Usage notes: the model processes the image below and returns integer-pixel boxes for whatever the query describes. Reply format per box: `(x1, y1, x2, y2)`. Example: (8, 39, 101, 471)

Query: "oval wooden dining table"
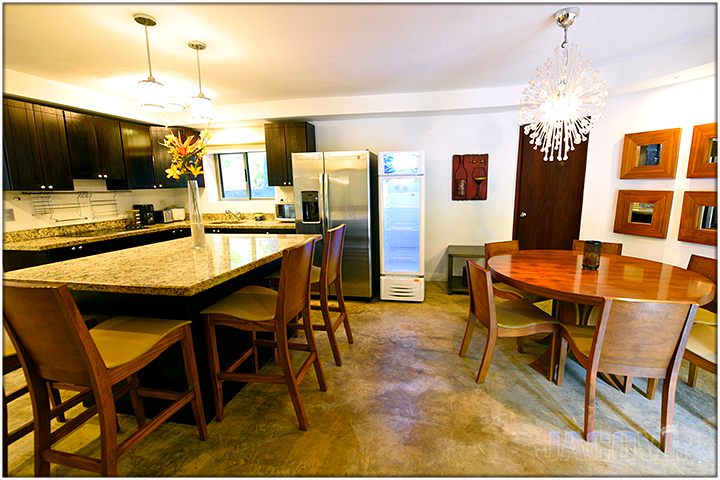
(487, 249, 716, 385)
(488, 249, 715, 321)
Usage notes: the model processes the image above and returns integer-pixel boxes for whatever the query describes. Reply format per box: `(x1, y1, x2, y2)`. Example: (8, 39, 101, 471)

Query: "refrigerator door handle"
(323, 173, 331, 232)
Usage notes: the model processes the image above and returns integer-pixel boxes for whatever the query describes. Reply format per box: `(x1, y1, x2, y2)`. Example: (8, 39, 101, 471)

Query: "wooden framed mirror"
(678, 191, 717, 245)
(613, 190, 673, 238)
(619, 128, 681, 179)
(686, 123, 717, 178)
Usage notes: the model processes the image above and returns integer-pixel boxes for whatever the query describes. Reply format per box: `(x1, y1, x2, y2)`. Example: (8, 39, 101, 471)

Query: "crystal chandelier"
(518, 7, 608, 161)
(189, 41, 213, 121)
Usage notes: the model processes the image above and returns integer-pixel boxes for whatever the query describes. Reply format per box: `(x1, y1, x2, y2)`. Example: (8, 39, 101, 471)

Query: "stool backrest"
(3, 282, 102, 387)
(321, 224, 346, 286)
(276, 238, 316, 323)
(572, 240, 624, 255)
(485, 240, 519, 262)
(687, 254, 717, 314)
(465, 259, 497, 332)
(591, 297, 697, 379)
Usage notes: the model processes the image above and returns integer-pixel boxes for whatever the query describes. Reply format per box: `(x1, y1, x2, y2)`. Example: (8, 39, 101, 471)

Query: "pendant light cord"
(196, 49, 203, 96)
(144, 24, 154, 78)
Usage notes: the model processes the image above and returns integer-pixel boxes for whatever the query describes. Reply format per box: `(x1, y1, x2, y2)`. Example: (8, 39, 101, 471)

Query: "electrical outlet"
(158, 199, 166, 206)
(4, 208, 15, 222)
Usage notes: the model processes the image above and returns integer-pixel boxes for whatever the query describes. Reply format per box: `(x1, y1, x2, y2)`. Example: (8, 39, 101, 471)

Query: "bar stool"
(202, 237, 327, 430)
(3, 281, 208, 476)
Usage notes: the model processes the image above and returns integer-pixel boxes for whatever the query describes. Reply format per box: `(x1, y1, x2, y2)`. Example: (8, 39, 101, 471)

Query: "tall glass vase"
(187, 178, 206, 248)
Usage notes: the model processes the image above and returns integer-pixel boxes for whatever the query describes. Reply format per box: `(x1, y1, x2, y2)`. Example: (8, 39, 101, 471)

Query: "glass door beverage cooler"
(378, 151, 425, 302)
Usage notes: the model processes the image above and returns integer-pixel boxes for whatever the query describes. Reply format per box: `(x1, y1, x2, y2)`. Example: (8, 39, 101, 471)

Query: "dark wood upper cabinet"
(2, 98, 72, 191)
(64, 111, 99, 178)
(149, 126, 205, 189)
(119, 121, 155, 190)
(264, 122, 315, 186)
(66, 112, 127, 186)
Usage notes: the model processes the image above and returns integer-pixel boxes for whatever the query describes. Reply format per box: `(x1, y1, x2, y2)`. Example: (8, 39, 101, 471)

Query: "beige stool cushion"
(561, 324, 596, 357)
(686, 323, 717, 365)
(495, 299, 559, 329)
(693, 308, 717, 326)
(90, 317, 191, 369)
(201, 285, 278, 322)
(493, 281, 533, 299)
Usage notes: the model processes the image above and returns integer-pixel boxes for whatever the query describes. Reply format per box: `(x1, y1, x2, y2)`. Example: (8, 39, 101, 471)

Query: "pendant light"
(134, 14, 167, 112)
(189, 41, 213, 121)
(518, 7, 608, 162)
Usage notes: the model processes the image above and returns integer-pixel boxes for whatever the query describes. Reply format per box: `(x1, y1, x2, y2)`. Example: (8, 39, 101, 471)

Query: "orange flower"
(161, 127, 210, 179)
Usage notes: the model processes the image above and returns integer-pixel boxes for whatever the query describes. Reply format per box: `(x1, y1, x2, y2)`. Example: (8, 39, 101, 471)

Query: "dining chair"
(484, 240, 543, 302)
(556, 297, 698, 453)
(3, 281, 208, 476)
(202, 237, 327, 430)
(686, 254, 717, 325)
(571, 239, 624, 255)
(459, 259, 560, 383)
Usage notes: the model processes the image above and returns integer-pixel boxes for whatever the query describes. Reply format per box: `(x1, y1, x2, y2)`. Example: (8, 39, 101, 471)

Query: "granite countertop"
(3, 219, 296, 251)
(4, 233, 318, 296)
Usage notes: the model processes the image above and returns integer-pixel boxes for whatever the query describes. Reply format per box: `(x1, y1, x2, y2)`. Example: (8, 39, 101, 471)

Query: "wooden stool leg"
(180, 325, 208, 441)
(127, 374, 147, 428)
(623, 375, 634, 394)
(28, 375, 52, 477)
(646, 378, 659, 400)
(476, 331, 497, 384)
(275, 325, 309, 431)
(335, 280, 353, 344)
(320, 285, 343, 367)
(303, 307, 327, 392)
(459, 313, 476, 357)
(687, 362, 699, 387)
(517, 337, 525, 353)
(557, 339, 568, 386)
(204, 319, 225, 422)
(3, 384, 8, 477)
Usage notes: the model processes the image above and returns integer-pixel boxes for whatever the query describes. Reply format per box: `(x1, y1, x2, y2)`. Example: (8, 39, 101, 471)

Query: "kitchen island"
(4, 233, 319, 422)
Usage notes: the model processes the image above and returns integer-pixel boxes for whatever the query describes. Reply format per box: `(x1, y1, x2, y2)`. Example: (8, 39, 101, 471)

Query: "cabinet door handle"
(519, 211, 527, 218)
(48, 185, 53, 189)
(78, 245, 83, 250)
(103, 174, 108, 178)
(98, 174, 103, 178)
(71, 246, 76, 251)
(40, 185, 46, 189)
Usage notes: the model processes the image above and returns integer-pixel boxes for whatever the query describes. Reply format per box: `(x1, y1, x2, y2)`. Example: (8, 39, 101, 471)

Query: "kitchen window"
(216, 152, 274, 200)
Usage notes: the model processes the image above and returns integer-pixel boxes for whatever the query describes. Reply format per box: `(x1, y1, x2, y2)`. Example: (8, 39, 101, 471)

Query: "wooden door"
(265, 123, 288, 186)
(3, 98, 43, 190)
(32, 104, 73, 191)
(94, 116, 126, 184)
(513, 127, 588, 250)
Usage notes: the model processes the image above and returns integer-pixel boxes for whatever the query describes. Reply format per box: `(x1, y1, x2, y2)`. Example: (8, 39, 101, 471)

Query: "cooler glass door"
(380, 176, 422, 275)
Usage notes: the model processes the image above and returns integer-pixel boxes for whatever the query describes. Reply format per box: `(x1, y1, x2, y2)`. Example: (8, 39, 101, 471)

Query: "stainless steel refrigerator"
(292, 150, 379, 300)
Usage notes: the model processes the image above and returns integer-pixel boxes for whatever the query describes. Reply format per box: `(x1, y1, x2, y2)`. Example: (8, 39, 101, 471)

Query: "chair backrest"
(275, 238, 316, 324)
(3, 282, 103, 387)
(485, 240, 519, 262)
(687, 254, 717, 314)
(572, 240, 623, 255)
(590, 297, 698, 380)
(320, 224, 346, 286)
(465, 259, 497, 332)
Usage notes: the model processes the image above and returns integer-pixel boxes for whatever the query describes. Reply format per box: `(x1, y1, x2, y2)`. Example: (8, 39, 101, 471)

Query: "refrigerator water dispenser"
(301, 191, 320, 223)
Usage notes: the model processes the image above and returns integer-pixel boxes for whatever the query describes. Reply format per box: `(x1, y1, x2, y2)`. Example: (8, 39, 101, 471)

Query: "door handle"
(519, 212, 527, 218)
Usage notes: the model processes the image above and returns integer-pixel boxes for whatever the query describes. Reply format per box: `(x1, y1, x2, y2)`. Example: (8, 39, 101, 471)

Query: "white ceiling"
(3, 3, 717, 111)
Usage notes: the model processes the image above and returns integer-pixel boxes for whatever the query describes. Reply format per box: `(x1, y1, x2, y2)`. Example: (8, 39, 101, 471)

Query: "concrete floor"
(4, 281, 717, 476)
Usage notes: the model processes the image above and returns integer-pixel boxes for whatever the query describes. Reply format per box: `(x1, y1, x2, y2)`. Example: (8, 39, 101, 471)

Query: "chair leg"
(320, 288, 343, 366)
(516, 337, 525, 353)
(557, 338, 568, 386)
(646, 378, 659, 400)
(204, 319, 225, 422)
(584, 370, 597, 443)
(660, 374, 678, 453)
(47, 384, 66, 422)
(476, 330, 498, 384)
(275, 325, 310, 431)
(127, 374, 147, 428)
(623, 376, 634, 394)
(3, 385, 8, 477)
(303, 307, 327, 392)
(459, 313, 476, 357)
(335, 280, 353, 344)
(547, 327, 559, 383)
(687, 362, 699, 387)
(28, 375, 53, 477)
(179, 325, 208, 441)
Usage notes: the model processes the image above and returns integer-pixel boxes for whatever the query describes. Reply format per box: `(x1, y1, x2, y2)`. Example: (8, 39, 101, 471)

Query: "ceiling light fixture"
(518, 7, 608, 161)
(189, 41, 212, 121)
(134, 13, 167, 112)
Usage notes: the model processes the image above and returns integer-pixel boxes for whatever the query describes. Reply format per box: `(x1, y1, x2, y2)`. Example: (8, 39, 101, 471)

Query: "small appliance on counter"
(169, 208, 185, 222)
(153, 210, 174, 224)
(133, 204, 155, 225)
(275, 202, 295, 222)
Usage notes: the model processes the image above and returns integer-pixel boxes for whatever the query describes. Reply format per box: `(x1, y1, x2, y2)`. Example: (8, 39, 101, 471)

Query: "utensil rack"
(29, 192, 87, 222)
(24, 191, 129, 222)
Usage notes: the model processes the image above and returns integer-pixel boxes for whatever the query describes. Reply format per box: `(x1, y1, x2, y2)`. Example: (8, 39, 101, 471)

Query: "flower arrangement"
(161, 128, 211, 179)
